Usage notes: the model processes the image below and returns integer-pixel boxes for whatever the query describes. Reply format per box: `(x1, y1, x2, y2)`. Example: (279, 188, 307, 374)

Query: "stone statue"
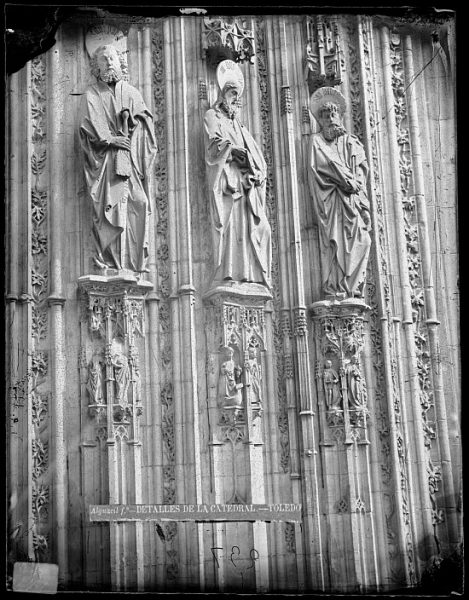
(245, 345, 262, 406)
(111, 344, 130, 402)
(323, 360, 341, 409)
(204, 60, 272, 288)
(346, 356, 364, 409)
(129, 346, 141, 404)
(87, 355, 103, 404)
(308, 87, 371, 298)
(219, 346, 243, 407)
(79, 44, 157, 272)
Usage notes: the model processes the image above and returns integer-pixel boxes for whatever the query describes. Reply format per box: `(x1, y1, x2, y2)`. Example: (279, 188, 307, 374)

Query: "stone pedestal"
(78, 274, 152, 590)
(203, 283, 271, 592)
(310, 298, 378, 590)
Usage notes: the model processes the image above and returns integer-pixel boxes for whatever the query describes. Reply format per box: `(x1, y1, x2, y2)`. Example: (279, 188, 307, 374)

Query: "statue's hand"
(344, 178, 361, 194)
(110, 136, 131, 150)
(231, 146, 248, 164)
(361, 209, 371, 228)
(252, 172, 265, 187)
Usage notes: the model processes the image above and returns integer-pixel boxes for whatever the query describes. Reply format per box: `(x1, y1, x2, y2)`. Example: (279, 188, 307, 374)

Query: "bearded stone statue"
(79, 44, 157, 273)
(308, 87, 371, 299)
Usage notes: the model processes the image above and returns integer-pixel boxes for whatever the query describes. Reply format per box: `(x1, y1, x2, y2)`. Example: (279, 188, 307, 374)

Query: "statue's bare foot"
(93, 256, 109, 270)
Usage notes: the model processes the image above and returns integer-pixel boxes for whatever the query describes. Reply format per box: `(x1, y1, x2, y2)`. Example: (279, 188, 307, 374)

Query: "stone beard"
(203, 89, 272, 288)
(79, 46, 157, 272)
(308, 106, 371, 298)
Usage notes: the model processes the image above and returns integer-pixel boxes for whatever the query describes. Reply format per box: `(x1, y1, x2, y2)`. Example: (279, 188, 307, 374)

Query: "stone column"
(163, 16, 205, 589)
(264, 15, 325, 591)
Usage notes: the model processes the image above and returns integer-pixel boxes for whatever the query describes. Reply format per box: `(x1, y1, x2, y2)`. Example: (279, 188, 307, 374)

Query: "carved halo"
(85, 24, 127, 58)
(309, 86, 346, 122)
(216, 59, 245, 97)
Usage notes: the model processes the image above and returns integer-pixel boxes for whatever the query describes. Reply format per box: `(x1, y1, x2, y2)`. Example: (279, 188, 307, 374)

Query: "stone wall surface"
(5, 10, 460, 594)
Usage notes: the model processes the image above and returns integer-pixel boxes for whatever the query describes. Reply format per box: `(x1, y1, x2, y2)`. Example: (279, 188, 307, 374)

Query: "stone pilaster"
(204, 285, 271, 592)
(310, 298, 379, 591)
(78, 274, 151, 590)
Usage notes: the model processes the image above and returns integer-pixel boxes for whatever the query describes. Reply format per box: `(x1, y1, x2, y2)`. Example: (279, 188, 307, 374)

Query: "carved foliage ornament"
(203, 16, 255, 67)
(30, 52, 50, 559)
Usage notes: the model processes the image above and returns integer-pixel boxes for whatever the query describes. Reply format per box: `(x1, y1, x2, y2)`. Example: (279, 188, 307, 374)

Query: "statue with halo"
(308, 86, 371, 299)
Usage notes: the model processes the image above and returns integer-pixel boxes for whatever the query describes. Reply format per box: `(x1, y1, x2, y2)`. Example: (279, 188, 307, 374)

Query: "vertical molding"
(402, 34, 458, 549)
(356, 16, 413, 587)
(380, 25, 435, 576)
(47, 36, 68, 584)
(266, 15, 325, 591)
(164, 16, 204, 589)
(249, 16, 287, 592)
(7, 65, 35, 567)
(255, 16, 289, 591)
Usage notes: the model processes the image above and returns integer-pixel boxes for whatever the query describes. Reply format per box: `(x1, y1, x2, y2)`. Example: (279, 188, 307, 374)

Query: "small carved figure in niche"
(129, 345, 141, 403)
(87, 354, 104, 404)
(308, 87, 371, 298)
(204, 60, 272, 288)
(323, 360, 341, 409)
(219, 345, 243, 407)
(245, 345, 262, 406)
(346, 356, 365, 409)
(110, 343, 130, 402)
(79, 44, 157, 273)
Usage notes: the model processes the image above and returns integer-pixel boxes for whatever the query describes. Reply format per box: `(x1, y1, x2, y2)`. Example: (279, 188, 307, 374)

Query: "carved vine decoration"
(152, 23, 178, 584)
(345, 19, 363, 141)
(255, 16, 290, 472)
(29, 53, 50, 561)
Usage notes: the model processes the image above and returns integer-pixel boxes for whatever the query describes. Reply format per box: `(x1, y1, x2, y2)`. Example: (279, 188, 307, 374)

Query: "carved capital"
(293, 308, 307, 336)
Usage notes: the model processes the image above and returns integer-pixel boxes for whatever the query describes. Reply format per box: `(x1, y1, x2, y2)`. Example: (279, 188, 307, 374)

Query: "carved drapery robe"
(79, 80, 157, 271)
(346, 362, 364, 409)
(323, 367, 341, 409)
(219, 358, 243, 407)
(245, 356, 262, 406)
(87, 358, 103, 404)
(112, 351, 130, 402)
(308, 132, 371, 297)
(204, 105, 272, 287)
